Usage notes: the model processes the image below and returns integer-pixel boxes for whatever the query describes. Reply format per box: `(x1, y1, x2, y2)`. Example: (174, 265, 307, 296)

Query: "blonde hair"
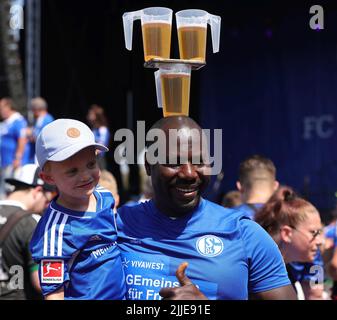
(99, 170, 118, 197)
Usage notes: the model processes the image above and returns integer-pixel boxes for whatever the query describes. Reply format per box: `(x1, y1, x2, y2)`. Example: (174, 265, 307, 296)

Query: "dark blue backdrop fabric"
(200, 10, 337, 212)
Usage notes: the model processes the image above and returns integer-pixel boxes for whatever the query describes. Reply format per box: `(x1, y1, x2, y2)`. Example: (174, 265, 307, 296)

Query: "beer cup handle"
(154, 71, 163, 108)
(208, 14, 221, 53)
(122, 10, 142, 50)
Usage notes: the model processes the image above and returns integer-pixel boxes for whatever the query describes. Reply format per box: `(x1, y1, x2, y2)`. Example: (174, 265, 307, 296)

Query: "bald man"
(117, 116, 296, 300)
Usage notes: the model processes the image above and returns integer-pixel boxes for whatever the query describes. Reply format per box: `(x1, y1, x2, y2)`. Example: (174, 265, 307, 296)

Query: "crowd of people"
(0, 96, 337, 300)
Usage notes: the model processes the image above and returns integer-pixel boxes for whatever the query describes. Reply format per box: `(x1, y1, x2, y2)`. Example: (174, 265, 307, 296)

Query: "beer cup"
(123, 7, 172, 61)
(176, 9, 221, 62)
(154, 64, 192, 117)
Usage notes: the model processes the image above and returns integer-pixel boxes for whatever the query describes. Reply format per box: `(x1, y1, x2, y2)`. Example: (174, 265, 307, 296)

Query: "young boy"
(30, 119, 125, 300)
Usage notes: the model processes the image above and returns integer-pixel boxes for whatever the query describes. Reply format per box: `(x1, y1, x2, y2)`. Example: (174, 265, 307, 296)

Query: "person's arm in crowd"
(328, 247, 337, 280)
(45, 287, 64, 300)
(30, 264, 42, 293)
(300, 280, 325, 300)
(13, 136, 27, 169)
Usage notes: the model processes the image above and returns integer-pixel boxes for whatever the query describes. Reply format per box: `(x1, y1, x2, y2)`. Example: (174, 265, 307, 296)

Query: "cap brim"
(5, 179, 38, 189)
(47, 142, 108, 163)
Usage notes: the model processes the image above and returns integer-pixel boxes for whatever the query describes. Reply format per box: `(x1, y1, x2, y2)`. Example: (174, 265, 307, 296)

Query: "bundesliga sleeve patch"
(41, 259, 64, 283)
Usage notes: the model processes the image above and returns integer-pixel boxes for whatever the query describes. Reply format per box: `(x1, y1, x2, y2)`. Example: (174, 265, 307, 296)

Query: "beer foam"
(142, 20, 171, 25)
(177, 23, 207, 28)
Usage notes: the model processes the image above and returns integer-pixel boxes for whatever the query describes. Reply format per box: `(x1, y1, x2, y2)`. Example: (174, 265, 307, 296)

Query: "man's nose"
(178, 163, 198, 180)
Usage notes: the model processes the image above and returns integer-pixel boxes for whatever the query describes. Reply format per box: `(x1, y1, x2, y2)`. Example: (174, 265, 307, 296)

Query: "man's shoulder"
(202, 199, 249, 222)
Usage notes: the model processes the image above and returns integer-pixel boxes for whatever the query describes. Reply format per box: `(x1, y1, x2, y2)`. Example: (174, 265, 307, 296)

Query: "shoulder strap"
(0, 210, 32, 245)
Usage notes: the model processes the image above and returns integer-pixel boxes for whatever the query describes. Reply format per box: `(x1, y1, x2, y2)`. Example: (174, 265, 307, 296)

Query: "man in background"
(0, 164, 55, 299)
(235, 154, 279, 219)
(26, 97, 54, 164)
(0, 97, 28, 199)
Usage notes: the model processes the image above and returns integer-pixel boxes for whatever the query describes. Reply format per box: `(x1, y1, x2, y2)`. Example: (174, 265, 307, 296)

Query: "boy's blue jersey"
(117, 199, 290, 300)
(30, 187, 126, 299)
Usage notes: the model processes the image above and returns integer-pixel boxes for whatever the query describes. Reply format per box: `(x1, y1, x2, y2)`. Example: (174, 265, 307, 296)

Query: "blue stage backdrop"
(200, 8, 337, 216)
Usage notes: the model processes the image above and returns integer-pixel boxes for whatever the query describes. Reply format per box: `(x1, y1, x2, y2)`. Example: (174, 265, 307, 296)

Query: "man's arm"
(30, 268, 41, 293)
(13, 136, 26, 169)
(45, 287, 64, 300)
(249, 285, 297, 300)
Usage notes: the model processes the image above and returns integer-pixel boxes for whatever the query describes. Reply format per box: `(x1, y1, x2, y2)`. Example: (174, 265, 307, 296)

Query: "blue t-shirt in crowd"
(26, 113, 54, 164)
(93, 127, 110, 147)
(117, 199, 290, 300)
(325, 223, 337, 248)
(30, 187, 126, 300)
(0, 112, 28, 167)
(234, 203, 264, 220)
(287, 250, 324, 284)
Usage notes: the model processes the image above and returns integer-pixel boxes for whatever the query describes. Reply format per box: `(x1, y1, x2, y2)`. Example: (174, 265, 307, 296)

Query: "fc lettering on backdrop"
(303, 115, 334, 140)
(309, 5, 324, 30)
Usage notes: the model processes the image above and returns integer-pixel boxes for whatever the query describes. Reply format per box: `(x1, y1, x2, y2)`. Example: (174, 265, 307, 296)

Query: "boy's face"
(42, 146, 100, 203)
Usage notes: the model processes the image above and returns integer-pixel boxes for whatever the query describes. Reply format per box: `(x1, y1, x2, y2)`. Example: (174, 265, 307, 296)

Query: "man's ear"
(236, 181, 243, 192)
(280, 225, 293, 244)
(31, 185, 43, 199)
(273, 180, 280, 192)
(39, 171, 55, 185)
(144, 152, 151, 176)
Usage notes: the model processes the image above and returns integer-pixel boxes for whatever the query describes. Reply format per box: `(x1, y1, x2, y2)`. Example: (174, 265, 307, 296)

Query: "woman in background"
(255, 186, 325, 299)
(87, 104, 110, 169)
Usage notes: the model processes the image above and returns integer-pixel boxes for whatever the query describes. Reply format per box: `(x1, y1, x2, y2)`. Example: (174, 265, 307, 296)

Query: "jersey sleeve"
(239, 217, 291, 293)
(30, 211, 75, 296)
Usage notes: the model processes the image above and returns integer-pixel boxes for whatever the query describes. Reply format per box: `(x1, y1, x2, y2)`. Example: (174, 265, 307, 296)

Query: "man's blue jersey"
(33, 113, 54, 139)
(30, 187, 126, 299)
(234, 203, 264, 220)
(26, 113, 54, 163)
(0, 113, 28, 166)
(117, 199, 290, 300)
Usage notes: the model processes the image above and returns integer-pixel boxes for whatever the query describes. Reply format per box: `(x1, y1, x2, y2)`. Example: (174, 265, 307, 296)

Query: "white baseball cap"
(5, 164, 55, 191)
(36, 118, 108, 169)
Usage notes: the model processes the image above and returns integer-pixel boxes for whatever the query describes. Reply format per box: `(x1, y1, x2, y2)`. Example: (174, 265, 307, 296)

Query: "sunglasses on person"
(289, 225, 323, 242)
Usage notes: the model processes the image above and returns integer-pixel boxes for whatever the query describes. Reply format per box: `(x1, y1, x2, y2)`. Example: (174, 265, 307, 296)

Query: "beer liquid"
(160, 73, 190, 117)
(142, 22, 171, 61)
(178, 25, 207, 61)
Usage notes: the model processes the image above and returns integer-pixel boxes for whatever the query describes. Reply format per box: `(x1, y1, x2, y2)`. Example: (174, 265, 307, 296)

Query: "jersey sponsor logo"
(41, 259, 64, 283)
(196, 235, 224, 257)
(122, 258, 165, 271)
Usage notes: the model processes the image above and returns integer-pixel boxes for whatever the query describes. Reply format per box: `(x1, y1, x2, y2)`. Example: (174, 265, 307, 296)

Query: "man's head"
(36, 119, 108, 203)
(0, 97, 16, 120)
(5, 164, 55, 214)
(236, 154, 279, 204)
(30, 97, 48, 118)
(145, 116, 211, 217)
